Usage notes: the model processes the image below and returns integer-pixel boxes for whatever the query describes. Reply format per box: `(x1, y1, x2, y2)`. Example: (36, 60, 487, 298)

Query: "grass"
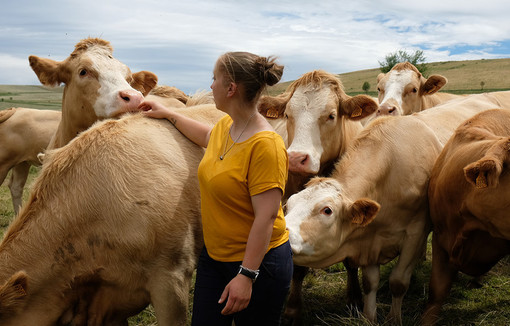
(2, 57, 510, 325)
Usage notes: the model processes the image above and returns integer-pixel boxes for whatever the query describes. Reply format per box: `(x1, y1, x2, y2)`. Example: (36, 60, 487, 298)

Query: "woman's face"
(210, 62, 230, 110)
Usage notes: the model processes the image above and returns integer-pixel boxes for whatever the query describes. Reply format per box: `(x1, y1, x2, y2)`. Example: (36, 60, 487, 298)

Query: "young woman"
(138, 51, 293, 326)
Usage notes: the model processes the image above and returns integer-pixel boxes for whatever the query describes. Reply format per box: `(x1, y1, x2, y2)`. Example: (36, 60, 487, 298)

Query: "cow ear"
(131, 71, 158, 97)
(0, 271, 29, 316)
(376, 72, 385, 83)
(341, 95, 379, 121)
(347, 198, 380, 226)
(464, 138, 510, 188)
(420, 75, 447, 96)
(29, 55, 68, 87)
(258, 93, 289, 119)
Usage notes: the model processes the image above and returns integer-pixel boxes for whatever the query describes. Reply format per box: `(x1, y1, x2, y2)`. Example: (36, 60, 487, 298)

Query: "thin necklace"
(220, 111, 256, 160)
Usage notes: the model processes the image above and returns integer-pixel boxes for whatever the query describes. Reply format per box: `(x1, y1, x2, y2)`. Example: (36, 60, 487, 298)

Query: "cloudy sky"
(2, 0, 510, 94)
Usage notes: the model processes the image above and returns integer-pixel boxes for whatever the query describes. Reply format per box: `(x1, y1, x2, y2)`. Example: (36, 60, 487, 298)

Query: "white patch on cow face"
(286, 85, 332, 174)
(87, 47, 143, 118)
(285, 178, 346, 265)
(378, 70, 414, 116)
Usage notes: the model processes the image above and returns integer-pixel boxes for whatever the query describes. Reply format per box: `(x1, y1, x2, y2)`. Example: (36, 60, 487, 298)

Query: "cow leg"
(344, 258, 362, 312)
(7, 162, 31, 215)
(282, 264, 309, 326)
(149, 269, 192, 326)
(422, 234, 457, 326)
(361, 264, 380, 323)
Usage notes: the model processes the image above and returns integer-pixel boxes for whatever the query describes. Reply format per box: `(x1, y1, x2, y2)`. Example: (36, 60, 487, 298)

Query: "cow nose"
(118, 90, 144, 111)
(376, 104, 397, 116)
(288, 152, 311, 173)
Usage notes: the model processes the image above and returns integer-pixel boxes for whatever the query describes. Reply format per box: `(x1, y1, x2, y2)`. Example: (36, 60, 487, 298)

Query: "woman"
(138, 51, 293, 326)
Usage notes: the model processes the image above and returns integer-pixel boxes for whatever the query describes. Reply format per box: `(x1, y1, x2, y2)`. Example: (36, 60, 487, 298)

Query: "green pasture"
(2, 57, 510, 325)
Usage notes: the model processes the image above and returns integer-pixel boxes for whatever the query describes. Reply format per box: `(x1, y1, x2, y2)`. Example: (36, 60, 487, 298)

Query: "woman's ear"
(227, 82, 237, 97)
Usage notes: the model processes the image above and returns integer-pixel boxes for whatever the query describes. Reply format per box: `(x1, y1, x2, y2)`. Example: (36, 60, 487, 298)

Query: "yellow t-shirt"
(198, 115, 289, 262)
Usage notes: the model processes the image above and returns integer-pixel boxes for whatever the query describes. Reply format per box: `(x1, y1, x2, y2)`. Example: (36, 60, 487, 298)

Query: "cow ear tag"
(266, 108, 279, 119)
(475, 174, 488, 188)
(350, 107, 362, 118)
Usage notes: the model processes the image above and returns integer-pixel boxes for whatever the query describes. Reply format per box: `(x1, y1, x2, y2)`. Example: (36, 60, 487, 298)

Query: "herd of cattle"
(0, 37, 508, 325)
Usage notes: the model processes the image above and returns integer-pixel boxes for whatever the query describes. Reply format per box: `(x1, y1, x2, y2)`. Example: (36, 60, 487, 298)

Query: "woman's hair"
(217, 52, 284, 102)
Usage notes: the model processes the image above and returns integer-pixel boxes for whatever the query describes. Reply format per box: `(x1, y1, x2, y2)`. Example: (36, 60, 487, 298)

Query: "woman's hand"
(218, 274, 253, 315)
(137, 100, 171, 120)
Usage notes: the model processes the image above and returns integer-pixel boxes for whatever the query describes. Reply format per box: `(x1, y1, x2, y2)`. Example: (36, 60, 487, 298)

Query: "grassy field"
(2, 57, 510, 325)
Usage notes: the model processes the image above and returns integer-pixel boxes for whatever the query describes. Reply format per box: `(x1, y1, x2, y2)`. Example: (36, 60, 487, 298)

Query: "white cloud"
(1, 0, 510, 93)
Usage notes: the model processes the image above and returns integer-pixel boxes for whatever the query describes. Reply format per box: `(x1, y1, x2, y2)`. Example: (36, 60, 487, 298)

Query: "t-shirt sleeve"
(248, 134, 288, 196)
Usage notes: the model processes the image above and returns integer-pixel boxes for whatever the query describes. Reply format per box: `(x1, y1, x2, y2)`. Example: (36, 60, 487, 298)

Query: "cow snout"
(118, 90, 144, 112)
(288, 152, 313, 174)
(376, 104, 398, 116)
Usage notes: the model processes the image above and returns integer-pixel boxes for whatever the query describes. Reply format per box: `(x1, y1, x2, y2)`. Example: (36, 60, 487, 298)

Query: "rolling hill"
(1, 58, 510, 110)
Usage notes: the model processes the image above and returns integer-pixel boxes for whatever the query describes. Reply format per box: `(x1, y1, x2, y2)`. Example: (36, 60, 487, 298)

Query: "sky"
(1, 0, 510, 94)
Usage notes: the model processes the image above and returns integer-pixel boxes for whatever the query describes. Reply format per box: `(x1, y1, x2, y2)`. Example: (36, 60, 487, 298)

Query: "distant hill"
(268, 57, 510, 96)
(2, 58, 510, 110)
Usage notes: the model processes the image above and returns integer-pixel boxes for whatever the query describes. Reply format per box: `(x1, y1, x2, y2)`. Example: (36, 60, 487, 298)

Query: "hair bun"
(257, 56, 284, 86)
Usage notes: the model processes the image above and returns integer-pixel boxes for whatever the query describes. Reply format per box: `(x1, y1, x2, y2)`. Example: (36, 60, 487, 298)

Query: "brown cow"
(284, 91, 510, 325)
(29, 37, 158, 149)
(258, 70, 378, 325)
(422, 109, 510, 325)
(0, 103, 225, 325)
(375, 62, 461, 117)
(0, 108, 61, 214)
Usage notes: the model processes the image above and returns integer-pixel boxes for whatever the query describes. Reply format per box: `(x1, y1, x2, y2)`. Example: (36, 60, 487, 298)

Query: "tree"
(379, 50, 428, 76)
(480, 81, 485, 90)
(362, 81, 370, 93)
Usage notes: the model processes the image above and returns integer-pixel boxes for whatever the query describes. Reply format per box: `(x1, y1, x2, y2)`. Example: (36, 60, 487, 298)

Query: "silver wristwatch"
(238, 265, 260, 283)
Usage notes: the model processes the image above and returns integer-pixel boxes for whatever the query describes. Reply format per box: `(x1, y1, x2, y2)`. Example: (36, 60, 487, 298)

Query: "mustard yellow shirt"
(198, 115, 289, 262)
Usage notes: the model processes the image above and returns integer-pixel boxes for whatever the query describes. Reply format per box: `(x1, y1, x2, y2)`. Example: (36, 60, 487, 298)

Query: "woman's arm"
(138, 100, 212, 147)
(219, 187, 283, 315)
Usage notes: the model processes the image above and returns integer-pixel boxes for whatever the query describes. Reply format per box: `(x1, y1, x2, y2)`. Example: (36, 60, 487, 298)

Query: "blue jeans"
(191, 241, 293, 326)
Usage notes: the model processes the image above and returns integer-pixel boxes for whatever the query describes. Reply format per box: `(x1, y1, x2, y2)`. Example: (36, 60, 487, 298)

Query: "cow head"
(259, 70, 378, 175)
(376, 62, 447, 116)
(285, 177, 380, 268)
(29, 38, 158, 148)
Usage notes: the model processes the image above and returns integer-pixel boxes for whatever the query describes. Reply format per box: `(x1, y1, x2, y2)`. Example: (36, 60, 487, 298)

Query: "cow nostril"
(122, 96, 130, 102)
(389, 107, 395, 114)
(300, 155, 308, 166)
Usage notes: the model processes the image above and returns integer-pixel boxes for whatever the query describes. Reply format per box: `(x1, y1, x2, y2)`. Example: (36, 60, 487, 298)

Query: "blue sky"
(1, 0, 510, 94)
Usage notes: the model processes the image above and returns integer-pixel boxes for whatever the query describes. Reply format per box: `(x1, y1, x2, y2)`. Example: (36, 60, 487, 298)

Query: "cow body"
(285, 91, 510, 324)
(0, 108, 61, 214)
(258, 70, 378, 325)
(0, 104, 225, 325)
(376, 62, 461, 117)
(29, 38, 158, 150)
(145, 85, 188, 108)
(422, 109, 510, 325)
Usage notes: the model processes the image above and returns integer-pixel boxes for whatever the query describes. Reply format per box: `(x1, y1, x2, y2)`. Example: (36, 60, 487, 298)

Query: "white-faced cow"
(375, 62, 461, 117)
(422, 109, 510, 325)
(285, 91, 510, 324)
(0, 102, 226, 325)
(258, 70, 378, 324)
(29, 37, 158, 150)
(0, 108, 61, 214)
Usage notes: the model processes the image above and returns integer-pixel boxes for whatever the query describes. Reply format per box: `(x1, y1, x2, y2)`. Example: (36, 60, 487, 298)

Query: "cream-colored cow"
(0, 108, 61, 214)
(0, 103, 225, 325)
(376, 62, 461, 117)
(285, 91, 510, 324)
(29, 37, 158, 150)
(257, 70, 378, 324)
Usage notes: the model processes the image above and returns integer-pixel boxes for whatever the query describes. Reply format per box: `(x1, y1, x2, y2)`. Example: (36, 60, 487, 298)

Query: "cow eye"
(284, 114, 289, 119)
(328, 114, 335, 120)
(412, 88, 418, 93)
(320, 207, 333, 216)
(79, 69, 87, 76)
